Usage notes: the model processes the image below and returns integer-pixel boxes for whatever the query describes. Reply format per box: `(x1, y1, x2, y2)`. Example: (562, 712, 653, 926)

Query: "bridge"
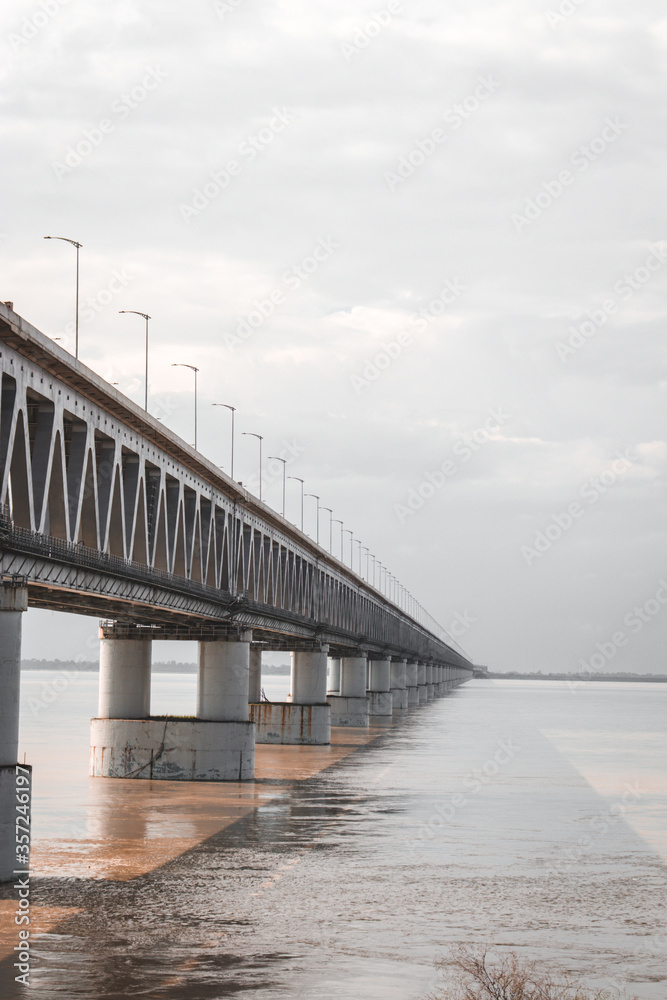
(0, 301, 472, 881)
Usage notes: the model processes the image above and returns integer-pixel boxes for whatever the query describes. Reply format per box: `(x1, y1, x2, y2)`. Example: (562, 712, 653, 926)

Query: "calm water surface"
(1, 675, 665, 999)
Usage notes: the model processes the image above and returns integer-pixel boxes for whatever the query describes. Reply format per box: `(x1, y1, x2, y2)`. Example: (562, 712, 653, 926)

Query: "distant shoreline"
(479, 672, 667, 683)
(20, 660, 665, 682)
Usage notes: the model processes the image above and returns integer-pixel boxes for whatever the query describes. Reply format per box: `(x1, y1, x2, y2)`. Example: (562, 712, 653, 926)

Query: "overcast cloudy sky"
(2, 0, 666, 674)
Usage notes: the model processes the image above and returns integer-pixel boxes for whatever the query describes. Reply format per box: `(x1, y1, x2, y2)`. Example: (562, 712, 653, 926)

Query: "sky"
(2, 0, 666, 674)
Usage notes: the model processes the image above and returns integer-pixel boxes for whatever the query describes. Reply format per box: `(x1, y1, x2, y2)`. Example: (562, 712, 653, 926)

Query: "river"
(0, 675, 665, 998)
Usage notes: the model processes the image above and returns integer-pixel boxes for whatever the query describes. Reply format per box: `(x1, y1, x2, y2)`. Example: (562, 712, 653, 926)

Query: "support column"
(390, 657, 408, 712)
(417, 661, 428, 704)
(329, 655, 369, 726)
(91, 629, 254, 781)
(406, 660, 419, 706)
(291, 647, 328, 705)
(248, 647, 262, 704)
(368, 658, 392, 717)
(197, 636, 250, 721)
(98, 637, 151, 719)
(425, 663, 435, 700)
(0, 584, 29, 884)
(253, 646, 330, 744)
(327, 656, 341, 694)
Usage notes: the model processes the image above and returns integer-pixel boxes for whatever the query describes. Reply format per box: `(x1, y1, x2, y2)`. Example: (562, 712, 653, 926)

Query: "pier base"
(368, 691, 392, 717)
(390, 688, 408, 711)
(89, 718, 255, 781)
(328, 695, 369, 727)
(418, 686, 428, 704)
(250, 703, 330, 745)
(407, 686, 419, 706)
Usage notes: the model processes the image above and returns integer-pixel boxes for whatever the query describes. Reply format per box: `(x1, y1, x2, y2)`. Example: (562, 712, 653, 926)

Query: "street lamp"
(44, 236, 82, 358)
(354, 538, 362, 575)
(118, 311, 150, 410)
(361, 546, 369, 581)
(305, 493, 320, 544)
(343, 529, 353, 569)
(212, 403, 236, 479)
(332, 519, 344, 560)
(268, 456, 287, 516)
(287, 476, 304, 530)
(242, 432, 263, 500)
(321, 507, 333, 553)
(171, 363, 199, 449)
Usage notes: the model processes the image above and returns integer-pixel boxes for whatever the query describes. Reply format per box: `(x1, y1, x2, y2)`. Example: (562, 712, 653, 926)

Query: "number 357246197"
(15, 765, 30, 862)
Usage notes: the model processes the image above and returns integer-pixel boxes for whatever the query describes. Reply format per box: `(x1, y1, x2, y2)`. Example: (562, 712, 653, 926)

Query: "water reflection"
(0, 679, 665, 999)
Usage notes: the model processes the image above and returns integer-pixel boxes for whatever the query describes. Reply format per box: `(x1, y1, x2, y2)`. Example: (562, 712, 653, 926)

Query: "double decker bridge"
(0, 301, 472, 880)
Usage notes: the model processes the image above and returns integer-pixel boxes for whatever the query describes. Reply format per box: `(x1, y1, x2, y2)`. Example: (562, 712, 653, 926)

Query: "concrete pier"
(248, 647, 262, 704)
(368, 658, 392, 717)
(406, 660, 419, 706)
(197, 636, 251, 721)
(329, 655, 369, 726)
(91, 631, 255, 781)
(417, 662, 428, 704)
(425, 663, 435, 700)
(390, 657, 408, 711)
(327, 657, 341, 694)
(0, 584, 29, 883)
(98, 638, 151, 719)
(252, 647, 331, 744)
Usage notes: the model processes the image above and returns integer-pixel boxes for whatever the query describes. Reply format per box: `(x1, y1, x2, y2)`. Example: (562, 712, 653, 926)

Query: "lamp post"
(171, 363, 199, 449)
(44, 236, 82, 358)
(321, 507, 333, 553)
(343, 529, 353, 569)
(354, 538, 362, 575)
(305, 493, 320, 544)
(242, 432, 263, 500)
(118, 311, 150, 409)
(213, 403, 236, 479)
(376, 560, 382, 591)
(333, 519, 344, 560)
(268, 456, 287, 516)
(287, 476, 305, 530)
(361, 546, 369, 581)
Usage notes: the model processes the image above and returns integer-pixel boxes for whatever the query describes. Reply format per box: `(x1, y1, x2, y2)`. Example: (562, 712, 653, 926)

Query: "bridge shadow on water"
(0, 722, 409, 1000)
